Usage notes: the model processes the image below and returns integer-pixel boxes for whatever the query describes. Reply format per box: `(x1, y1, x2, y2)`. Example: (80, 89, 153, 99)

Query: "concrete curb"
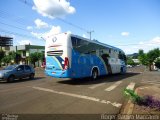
(121, 87, 139, 115)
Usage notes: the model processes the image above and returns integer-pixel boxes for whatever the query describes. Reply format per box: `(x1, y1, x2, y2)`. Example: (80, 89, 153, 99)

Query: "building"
(10, 45, 45, 65)
(1, 44, 45, 67)
(0, 36, 13, 52)
(132, 59, 140, 64)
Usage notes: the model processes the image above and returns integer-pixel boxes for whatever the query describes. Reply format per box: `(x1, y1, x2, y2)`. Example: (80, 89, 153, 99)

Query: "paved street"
(0, 66, 147, 116)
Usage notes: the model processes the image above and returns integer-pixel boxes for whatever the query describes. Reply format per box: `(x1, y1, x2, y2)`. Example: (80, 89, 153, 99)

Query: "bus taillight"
(63, 57, 69, 70)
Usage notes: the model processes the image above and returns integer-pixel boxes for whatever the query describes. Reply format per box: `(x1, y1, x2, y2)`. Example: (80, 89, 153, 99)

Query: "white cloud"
(121, 32, 130, 37)
(82, 34, 87, 38)
(34, 19, 49, 29)
(26, 26, 33, 30)
(18, 40, 32, 45)
(44, 26, 61, 38)
(31, 32, 42, 39)
(67, 31, 72, 34)
(31, 25, 61, 39)
(118, 36, 160, 54)
(151, 36, 160, 44)
(33, 0, 76, 19)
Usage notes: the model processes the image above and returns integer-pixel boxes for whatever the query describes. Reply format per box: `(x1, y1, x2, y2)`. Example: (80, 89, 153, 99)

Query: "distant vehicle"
(127, 65, 132, 68)
(0, 64, 35, 82)
(45, 33, 126, 79)
(41, 61, 46, 68)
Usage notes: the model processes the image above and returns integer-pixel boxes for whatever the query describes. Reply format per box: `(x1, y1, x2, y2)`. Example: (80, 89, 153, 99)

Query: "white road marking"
(139, 87, 149, 90)
(89, 82, 106, 89)
(0, 86, 31, 93)
(141, 82, 160, 86)
(126, 82, 135, 90)
(105, 81, 122, 91)
(32, 86, 122, 108)
(127, 71, 142, 74)
(141, 80, 160, 83)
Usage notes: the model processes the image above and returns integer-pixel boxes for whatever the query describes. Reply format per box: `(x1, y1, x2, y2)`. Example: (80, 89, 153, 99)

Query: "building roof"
(10, 45, 45, 51)
(0, 36, 13, 47)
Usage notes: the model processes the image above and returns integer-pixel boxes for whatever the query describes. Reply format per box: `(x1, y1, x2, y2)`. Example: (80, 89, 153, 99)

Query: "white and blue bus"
(45, 33, 126, 79)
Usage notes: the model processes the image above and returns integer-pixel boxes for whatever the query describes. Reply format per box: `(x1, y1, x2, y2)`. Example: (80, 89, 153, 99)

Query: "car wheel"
(7, 75, 15, 82)
(29, 73, 34, 80)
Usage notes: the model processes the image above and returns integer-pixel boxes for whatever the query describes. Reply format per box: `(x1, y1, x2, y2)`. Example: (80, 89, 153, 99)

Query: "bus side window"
(71, 37, 77, 48)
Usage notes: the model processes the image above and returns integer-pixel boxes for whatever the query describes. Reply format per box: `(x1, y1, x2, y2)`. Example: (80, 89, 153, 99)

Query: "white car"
(127, 65, 132, 68)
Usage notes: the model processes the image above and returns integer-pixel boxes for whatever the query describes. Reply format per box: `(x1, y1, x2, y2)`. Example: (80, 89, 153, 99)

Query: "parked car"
(0, 64, 35, 82)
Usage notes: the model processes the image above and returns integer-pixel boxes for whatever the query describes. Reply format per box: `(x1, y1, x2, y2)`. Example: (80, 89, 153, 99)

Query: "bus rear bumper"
(45, 70, 72, 78)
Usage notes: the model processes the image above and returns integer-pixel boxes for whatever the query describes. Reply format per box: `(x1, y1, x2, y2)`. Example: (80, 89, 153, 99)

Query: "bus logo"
(52, 37, 57, 42)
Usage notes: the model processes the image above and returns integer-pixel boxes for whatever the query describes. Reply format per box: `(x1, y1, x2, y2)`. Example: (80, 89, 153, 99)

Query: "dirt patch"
(133, 104, 160, 114)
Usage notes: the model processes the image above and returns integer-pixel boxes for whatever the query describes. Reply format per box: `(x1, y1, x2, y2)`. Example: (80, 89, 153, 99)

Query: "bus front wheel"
(91, 69, 98, 80)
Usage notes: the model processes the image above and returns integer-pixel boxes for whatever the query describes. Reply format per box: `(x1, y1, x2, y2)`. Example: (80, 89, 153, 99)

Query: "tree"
(0, 50, 5, 66)
(138, 49, 149, 66)
(8, 51, 16, 64)
(155, 58, 160, 69)
(147, 48, 160, 71)
(127, 57, 135, 66)
(37, 52, 44, 62)
(8, 51, 21, 64)
(29, 52, 39, 67)
(138, 48, 160, 71)
(36, 52, 44, 67)
(1, 55, 11, 66)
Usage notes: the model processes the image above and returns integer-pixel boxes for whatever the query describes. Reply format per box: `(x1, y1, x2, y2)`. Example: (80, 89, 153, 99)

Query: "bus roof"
(70, 34, 125, 54)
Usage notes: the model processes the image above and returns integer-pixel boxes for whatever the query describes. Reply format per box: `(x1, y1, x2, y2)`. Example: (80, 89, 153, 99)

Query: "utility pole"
(87, 30, 94, 40)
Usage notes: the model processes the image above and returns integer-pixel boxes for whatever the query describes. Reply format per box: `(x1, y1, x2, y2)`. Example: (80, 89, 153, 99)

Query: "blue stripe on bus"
(45, 50, 126, 78)
(45, 50, 120, 78)
(46, 56, 63, 70)
(56, 56, 64, 68)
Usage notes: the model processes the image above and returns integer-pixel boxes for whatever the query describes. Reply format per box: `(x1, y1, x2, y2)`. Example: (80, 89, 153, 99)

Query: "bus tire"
(91, 68, 98, 80)
(120, 67, 124, 74)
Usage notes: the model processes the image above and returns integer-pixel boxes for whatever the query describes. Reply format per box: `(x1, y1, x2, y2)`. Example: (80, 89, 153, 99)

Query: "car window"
(17, 65, 24, 71)
(25, 65, 31, 71)
(4, 65, 17, 70)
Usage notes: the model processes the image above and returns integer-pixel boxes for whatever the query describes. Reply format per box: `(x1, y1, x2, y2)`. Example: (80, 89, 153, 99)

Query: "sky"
(0, 0, 160, 54)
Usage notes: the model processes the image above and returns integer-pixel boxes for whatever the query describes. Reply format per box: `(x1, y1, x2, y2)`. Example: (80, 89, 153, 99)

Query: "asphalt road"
(0, 66, 148, 119)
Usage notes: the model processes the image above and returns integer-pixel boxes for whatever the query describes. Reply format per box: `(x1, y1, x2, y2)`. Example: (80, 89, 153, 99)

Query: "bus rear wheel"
(92, 69, 98, 80)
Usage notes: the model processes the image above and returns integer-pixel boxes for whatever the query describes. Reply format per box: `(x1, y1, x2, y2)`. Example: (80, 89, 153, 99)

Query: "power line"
(3, 0, 157, 47)
(18, 0, 33, 7)
(57, 18, 88, 32)
(114, 42, 160, 47)
(18, 0, 91, 33)
(0, 9, 32, 26)
(0, 28, 36, 39)
(0, 21, 29, 32)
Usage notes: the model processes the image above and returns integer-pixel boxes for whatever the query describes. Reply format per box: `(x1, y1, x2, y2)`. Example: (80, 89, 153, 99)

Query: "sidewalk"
(133, 86, 160, 114)
(122, 71, 160, 115)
